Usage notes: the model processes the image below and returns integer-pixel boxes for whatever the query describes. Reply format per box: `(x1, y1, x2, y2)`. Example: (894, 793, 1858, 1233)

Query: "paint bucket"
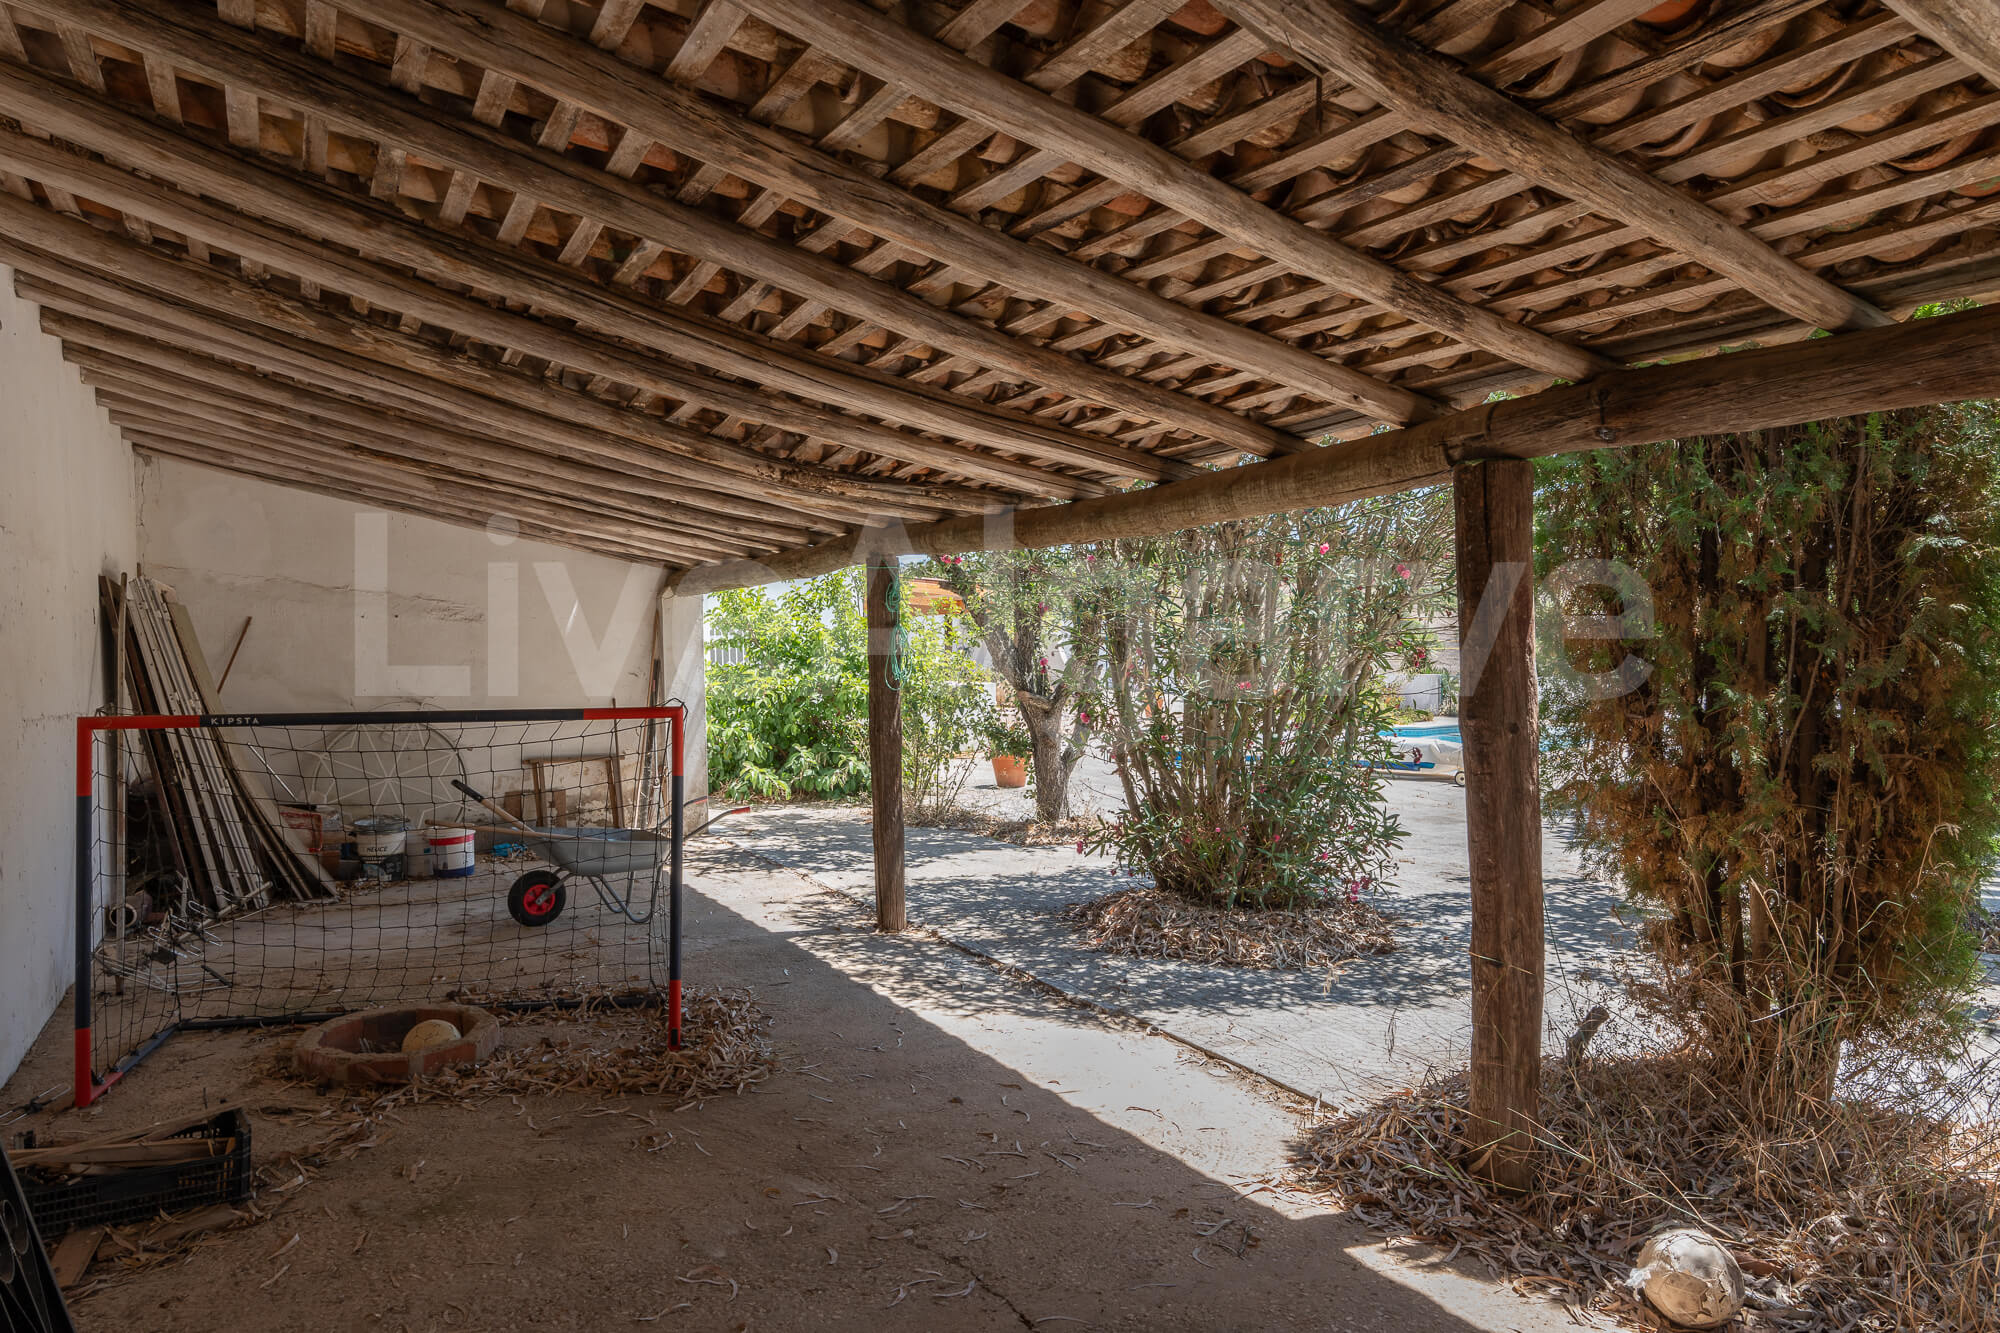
(350, 816, 408, 860)
(429, 826, 476, 878)
(351, 815, 407, 879)
(403, 841, 434, 879)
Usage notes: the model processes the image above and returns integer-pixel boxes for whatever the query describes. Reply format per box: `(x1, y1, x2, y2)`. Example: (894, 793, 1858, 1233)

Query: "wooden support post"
(866, 554, 907, 933)
(1454, 457, 1544, 1191)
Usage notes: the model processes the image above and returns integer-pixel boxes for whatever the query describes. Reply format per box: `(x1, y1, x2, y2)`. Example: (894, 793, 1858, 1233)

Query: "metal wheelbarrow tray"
(506, 826, 673, 927)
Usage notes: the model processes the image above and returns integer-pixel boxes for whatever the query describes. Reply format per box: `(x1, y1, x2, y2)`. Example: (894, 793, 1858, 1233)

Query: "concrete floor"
(4, 838, 1606, 1332)
(727, 772, 1634, 1106)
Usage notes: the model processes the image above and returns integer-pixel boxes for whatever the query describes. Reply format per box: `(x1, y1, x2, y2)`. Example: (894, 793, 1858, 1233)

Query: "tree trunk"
(1019, 697, 1071, 822)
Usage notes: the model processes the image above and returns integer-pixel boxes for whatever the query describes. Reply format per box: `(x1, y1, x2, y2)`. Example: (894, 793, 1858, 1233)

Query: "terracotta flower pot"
(992, 754, 1028, 788)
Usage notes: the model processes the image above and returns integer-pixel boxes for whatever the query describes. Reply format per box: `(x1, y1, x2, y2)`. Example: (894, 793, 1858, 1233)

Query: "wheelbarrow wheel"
(507, 869, 567, 926)
(1452, 769, 1467, 788)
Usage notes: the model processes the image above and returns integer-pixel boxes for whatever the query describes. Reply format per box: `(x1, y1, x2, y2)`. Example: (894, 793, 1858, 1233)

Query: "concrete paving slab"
(721, 776, 1633, 1107)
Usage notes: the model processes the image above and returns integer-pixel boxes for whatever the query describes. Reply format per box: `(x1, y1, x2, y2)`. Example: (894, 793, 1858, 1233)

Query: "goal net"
(73, 705, 686, 1107)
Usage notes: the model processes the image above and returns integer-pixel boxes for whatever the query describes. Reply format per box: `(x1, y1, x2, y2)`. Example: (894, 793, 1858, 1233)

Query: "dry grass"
(1290, 1048, 2000, 1331)
(62, 988, 774, 1302)
(1061, 884, 1398, 971)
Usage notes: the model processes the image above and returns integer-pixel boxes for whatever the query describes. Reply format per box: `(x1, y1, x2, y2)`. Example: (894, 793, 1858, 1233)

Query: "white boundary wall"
(0, 267, 141, 1082)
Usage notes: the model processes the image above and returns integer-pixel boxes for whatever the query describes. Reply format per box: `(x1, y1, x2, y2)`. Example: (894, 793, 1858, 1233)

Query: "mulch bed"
(1060, 884, 1398, 970)
(1289, 1050, 2000, 1332)
(917, 807, 1106, 848)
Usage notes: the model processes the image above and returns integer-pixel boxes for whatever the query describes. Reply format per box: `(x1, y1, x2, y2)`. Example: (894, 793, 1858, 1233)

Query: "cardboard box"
(280, 805, 342, 852)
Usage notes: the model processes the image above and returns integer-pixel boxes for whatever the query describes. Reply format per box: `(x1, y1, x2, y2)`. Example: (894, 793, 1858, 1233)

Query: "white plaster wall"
(0, 267, 141, 1082)
(136, 456, 707, 801)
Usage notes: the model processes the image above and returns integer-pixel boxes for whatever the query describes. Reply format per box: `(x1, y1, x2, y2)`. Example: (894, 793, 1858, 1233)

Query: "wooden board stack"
(99, 574, 334, 912)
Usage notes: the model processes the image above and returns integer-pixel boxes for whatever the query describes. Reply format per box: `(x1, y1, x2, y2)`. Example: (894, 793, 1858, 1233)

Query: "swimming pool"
(1377, 721, 1466, 783)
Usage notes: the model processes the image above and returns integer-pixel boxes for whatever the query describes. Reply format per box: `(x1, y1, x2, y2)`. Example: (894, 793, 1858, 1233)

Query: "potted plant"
(983, 715, 1032, 789)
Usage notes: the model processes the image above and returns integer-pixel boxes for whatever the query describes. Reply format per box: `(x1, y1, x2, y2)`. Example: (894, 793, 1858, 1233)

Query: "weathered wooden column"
(865, 553, 908, 932)
(1454, 458, 1544, 1190)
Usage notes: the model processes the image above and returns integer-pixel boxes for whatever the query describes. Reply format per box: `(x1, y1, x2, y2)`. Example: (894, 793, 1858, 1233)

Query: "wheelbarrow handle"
(687, 805, 753, 838)
(451, 779, 540, 836)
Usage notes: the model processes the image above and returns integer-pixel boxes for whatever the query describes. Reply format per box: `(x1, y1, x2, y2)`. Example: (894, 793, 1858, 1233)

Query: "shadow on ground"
(724, 780, 1633, 1105)
(3, 838, 1600, 1332)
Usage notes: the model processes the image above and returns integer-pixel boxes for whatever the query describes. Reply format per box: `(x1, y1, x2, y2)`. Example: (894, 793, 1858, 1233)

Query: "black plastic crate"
(19, 1108, 251, 1236)
(2, 1141, 76, 1333)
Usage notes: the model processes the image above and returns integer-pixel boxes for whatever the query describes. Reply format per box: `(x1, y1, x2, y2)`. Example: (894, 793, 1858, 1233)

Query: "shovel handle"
(451, 779, 540, 836)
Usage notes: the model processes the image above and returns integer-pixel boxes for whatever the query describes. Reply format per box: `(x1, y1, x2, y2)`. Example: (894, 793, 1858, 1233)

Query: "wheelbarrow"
(448, 780, 747, 927)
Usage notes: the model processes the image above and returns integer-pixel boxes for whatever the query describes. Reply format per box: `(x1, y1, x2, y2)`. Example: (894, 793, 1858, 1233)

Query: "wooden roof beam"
(296, 0, 1440, 425)
(0, 117, 1105, 501)
(24, 0, 1396, 441)
(678, 302, 2000, 591)
(0, 213, 990, 525)
(8, 14, 1273, 466)
(56, 328, 816, 551)
(100, 390, 764, 562)
(0, 58, 1161, 493)
(739, 0, 1612, 385)
(1880, 2, 2000, 91)
(20, 275, 857, 536)
(1214, 0, 1895, 334)
(15, 274, 970, 531)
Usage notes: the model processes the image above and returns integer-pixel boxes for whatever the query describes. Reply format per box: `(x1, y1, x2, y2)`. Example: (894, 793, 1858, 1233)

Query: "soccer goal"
(73, 704, 688, 1108)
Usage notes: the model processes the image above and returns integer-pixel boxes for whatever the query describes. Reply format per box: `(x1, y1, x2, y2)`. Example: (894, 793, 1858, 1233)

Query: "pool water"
(1389, 722, 1462, 743)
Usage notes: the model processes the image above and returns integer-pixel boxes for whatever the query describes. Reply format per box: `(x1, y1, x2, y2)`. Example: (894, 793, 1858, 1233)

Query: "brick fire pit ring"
(292, 1003, 500, 1086)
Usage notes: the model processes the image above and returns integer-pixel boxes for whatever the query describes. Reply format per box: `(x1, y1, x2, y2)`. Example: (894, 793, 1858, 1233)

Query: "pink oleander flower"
(1396, 563, 1411, 579)
(1317, 542, 1330, 555)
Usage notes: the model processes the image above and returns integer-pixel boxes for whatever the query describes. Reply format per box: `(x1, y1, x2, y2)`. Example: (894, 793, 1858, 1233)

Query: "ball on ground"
(401, 1018, 462, 1052)
(1630, 1228, 1745, 1329)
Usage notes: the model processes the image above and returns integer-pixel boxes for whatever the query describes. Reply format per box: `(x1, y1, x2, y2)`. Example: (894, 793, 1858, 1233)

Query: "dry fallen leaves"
(1291, 1051, 2000, 1332)
(1060, 885, 1397, 971)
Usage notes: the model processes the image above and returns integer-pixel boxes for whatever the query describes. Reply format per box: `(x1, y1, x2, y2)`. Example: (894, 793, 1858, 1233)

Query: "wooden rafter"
(680, 302, 2000, 591)
(1882, 1, 2000, 90)
(59, 328, 817, 551)
(0, 0, 1988, 572)
(0, 223, 982, 526)
(34, 0, 1308, 464)
(315, 0, 1444, 425)
(0, 113, 1116, 499)
(744, 0, 1612, 385)
(1215, 0, 1892, 333)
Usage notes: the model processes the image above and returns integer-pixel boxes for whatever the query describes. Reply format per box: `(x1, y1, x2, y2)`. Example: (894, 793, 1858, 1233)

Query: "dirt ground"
(5, 842, 1601, 1332)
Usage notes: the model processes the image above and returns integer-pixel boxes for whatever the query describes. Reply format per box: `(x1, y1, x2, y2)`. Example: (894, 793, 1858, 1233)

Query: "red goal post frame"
(73, 705, 687, 1109)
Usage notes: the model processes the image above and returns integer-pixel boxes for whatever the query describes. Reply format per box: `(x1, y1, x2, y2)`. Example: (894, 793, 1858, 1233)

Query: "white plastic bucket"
(403, 843, 434, 878)
(430, 827, 476, 878)
(352, 818, 407, 860)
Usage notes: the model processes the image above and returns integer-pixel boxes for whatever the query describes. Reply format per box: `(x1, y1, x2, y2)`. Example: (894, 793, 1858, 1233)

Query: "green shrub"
(1537, 404, 2000, 1108)
(1086, 490, 1455, 910)
(705, 568, 997, 812)
(705, 572, 870, 800)
(897, 608, 997, 823)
